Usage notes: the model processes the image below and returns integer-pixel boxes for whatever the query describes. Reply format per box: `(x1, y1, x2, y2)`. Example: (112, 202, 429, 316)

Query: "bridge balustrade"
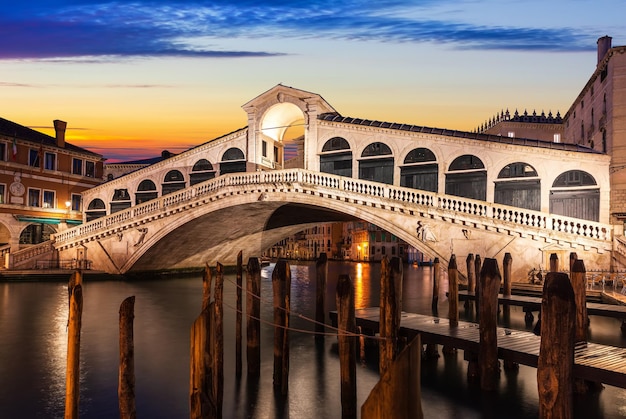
(53, 169, 612, 248)
(10, 241, 56, 266)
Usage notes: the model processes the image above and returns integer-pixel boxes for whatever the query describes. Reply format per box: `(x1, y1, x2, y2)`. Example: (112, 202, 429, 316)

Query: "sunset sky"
(1, 1, 624, 162)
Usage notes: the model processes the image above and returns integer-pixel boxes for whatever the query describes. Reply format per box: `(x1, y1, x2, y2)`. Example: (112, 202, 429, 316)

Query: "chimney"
(597, 35, 612, 65)
(53, 119, 67, 148)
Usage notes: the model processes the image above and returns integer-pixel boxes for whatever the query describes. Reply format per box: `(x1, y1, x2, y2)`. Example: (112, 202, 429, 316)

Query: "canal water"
(1, 261, 626, 418)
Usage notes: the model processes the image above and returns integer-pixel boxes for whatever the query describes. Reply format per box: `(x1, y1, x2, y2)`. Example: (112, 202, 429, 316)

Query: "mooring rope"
(218, 273, 387, 341)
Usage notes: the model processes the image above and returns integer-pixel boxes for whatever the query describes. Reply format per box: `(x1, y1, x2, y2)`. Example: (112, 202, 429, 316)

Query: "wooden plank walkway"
(458, 290, 626, 321)
(329, 307, 626, 389)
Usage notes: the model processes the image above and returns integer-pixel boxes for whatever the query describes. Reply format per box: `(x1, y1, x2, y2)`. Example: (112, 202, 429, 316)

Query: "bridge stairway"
(329, 307, 626, 389)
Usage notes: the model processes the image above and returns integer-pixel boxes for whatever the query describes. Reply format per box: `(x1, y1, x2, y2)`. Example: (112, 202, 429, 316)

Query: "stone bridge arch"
(71, 188, 451, 275)
(56, 170, 611, 280)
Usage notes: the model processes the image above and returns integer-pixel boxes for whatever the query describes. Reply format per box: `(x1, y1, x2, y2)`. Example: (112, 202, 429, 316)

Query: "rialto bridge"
(35, 85, 622, 279)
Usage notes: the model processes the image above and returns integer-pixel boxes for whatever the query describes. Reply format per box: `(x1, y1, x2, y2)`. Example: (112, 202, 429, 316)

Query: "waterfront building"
(0, 118, 104, 267)
(562, 36, 626, 228)
(476, 36, 626, 266)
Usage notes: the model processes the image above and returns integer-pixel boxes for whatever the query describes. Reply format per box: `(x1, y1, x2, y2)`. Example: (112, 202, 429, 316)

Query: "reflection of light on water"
(43, 290, 70, 415)
(32, 284, 76, 417)
(354, 263, 369, 309)
(290, 264, 310, 286)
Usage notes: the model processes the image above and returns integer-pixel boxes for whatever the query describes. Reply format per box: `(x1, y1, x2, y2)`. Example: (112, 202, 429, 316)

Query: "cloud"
(0, 81, 38, 87)
(0, 1, 601, 60)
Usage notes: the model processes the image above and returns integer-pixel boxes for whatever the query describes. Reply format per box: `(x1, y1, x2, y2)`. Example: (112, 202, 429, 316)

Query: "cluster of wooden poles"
(434, 251, 594, 418)
(63, 251, 421, 419)
(189, 252, 421, 419)
(63, 250, 589, 418)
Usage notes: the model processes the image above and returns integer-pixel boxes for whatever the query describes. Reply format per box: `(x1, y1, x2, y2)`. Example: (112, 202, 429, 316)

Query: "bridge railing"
(10, 240, 56, 268)
(53, 168, 613, 246)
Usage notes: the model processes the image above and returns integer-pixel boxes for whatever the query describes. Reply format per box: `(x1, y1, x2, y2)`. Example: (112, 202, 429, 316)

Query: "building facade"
(0, 118, 104, 266)
(562, 36, 626, 229)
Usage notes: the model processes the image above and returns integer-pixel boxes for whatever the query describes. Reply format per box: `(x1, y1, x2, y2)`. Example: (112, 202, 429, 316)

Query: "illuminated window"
(554, 134, 561, 143)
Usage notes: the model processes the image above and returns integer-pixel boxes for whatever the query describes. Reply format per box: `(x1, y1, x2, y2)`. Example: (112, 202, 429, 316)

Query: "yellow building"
(0, 118, 104, 268)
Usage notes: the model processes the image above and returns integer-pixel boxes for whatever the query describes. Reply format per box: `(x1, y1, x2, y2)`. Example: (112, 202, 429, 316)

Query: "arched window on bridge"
(220, 147, 246, 175)
(320, 137, 352, 177)
(494, 162, 540, 211)
(400, 148, 438, 192)
(190, 159, 216, 185)
(19, 223, 55, 245)
(110, 188, 131, 214)
(162, 170, 186, 195)
(359, 142, 394, 185)
(136, 179, 158, 204)
(550, 170, 599, 221)
(86, 198, 106, 221)
(445, 155, 486, 201)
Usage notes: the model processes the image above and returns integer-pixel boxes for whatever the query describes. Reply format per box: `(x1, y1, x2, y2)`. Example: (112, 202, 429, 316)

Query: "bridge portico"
(59, 85, 616, 277)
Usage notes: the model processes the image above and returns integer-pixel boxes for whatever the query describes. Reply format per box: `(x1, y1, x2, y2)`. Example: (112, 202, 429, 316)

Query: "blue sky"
(1, 0, 624, 161)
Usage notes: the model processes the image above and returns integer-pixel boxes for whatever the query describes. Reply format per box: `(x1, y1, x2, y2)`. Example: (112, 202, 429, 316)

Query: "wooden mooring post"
(479, 258, 501, 391)
(537, 272, 575, 419)
(569, 252, 577, 277)
(466, 254, 475, 311)
(391, 257, 403, 336)
(431, 257, 440, 315)
(379, 257, 399, 375)
(118, 296, 136, 419)
(443, 255, 458, 355)
(426, 257, 440, 358)
(273, 260, 291, 395)
(474, 255, 482, 314)
(448, 255, 459, 327)
(572, 259, 588, 343)
(550, 253, 559, 272)
(336, 275, 357, 419)
(315, 253, 329, 342)
(236, 251, 243, 377)
(362, 335, 423, 419)
(214, 263, 224, 416)
(202, 262, 212, 311)
(64, 272, 83, 419)
(502, 253, 518, 371)
(246, 257, 261, 377)
(190, 264, 214, 418)
(571, 258, 597, 394)
(502, 253, 512, 298)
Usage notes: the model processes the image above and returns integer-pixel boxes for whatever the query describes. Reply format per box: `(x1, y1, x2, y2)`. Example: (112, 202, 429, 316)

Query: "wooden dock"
(458, 290, 626, 321)
(329, 307, 626, 389)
